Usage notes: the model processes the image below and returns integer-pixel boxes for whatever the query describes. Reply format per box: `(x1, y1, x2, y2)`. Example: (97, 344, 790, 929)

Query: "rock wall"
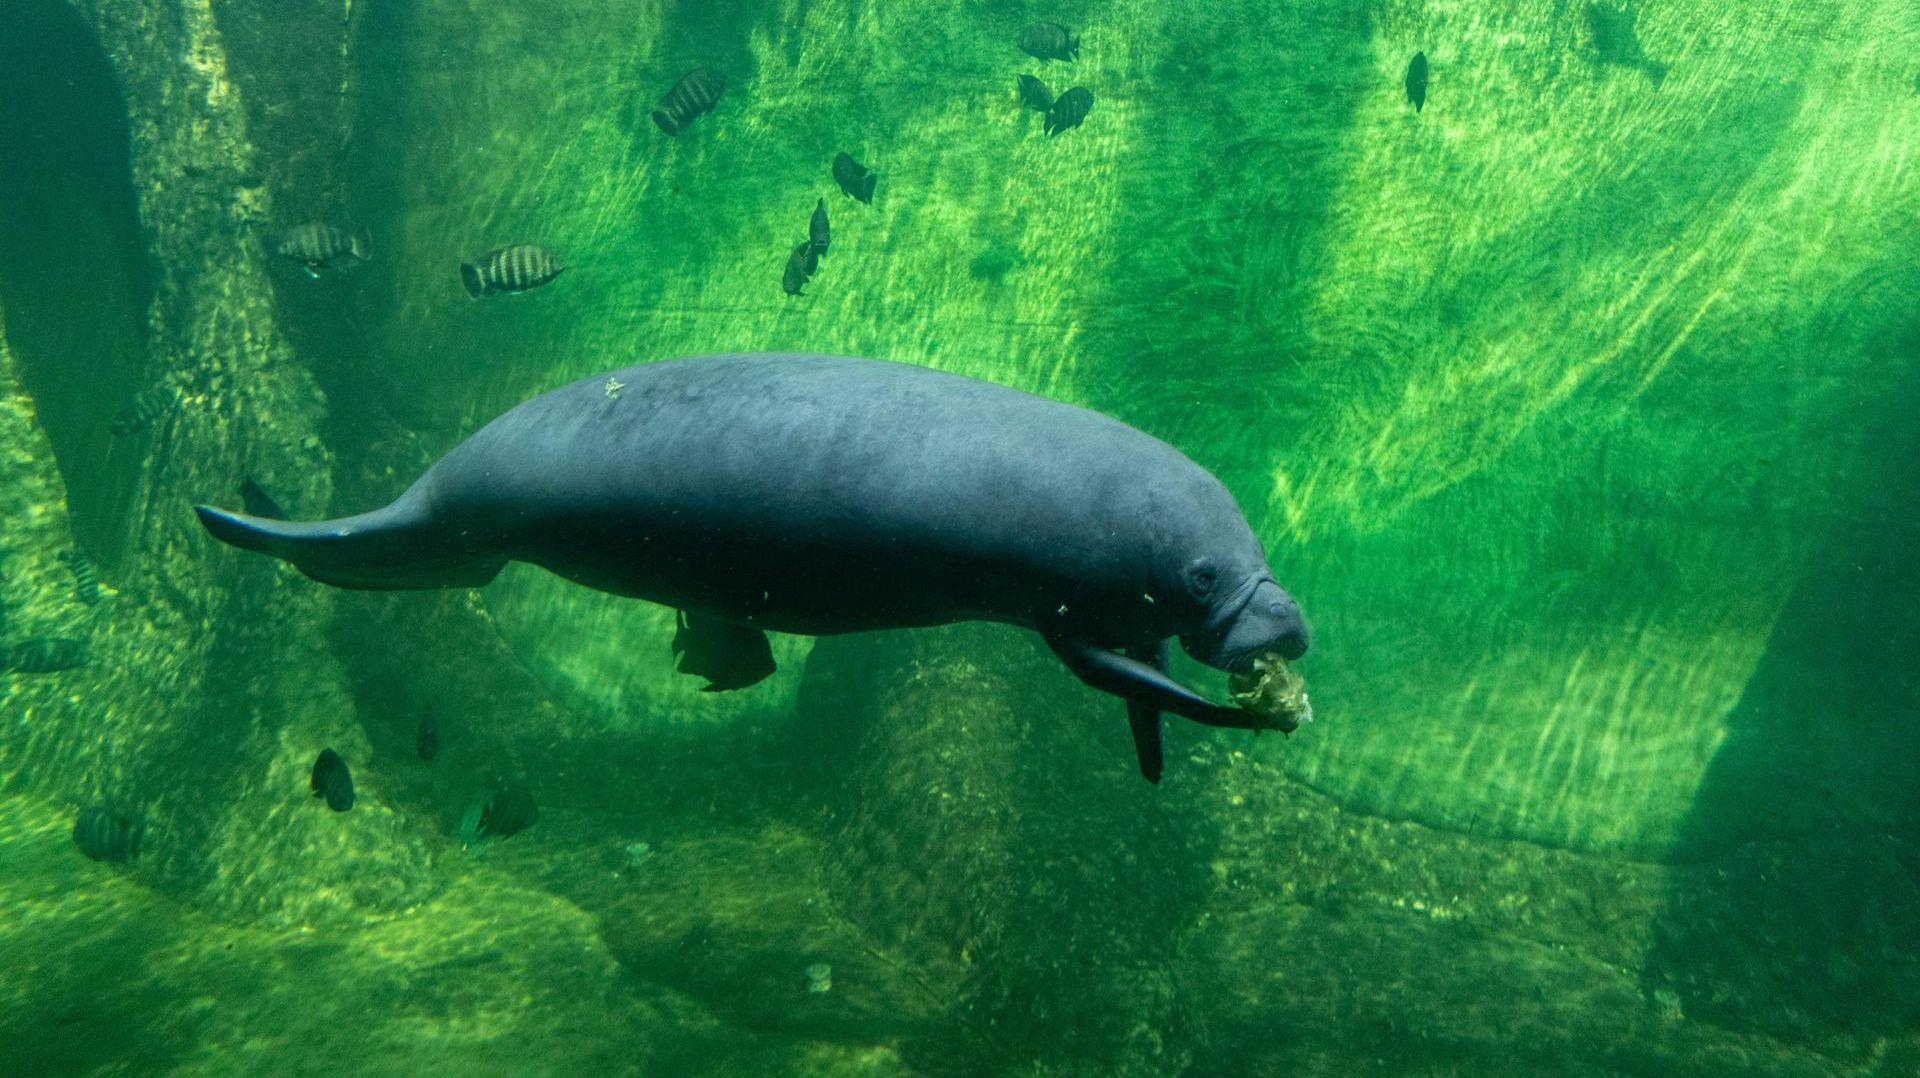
(0, 0, 437, 926)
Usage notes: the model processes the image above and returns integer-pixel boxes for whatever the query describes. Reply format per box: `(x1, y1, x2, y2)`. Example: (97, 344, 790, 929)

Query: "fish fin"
(459, 262, 485, 298)
(671, 611, 776, 691)
(303, 263, 321, 279)
(194, 496, 506, 590)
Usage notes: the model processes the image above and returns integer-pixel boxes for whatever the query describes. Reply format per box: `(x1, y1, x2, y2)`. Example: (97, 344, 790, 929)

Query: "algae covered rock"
(804, 624, 1215, 1076)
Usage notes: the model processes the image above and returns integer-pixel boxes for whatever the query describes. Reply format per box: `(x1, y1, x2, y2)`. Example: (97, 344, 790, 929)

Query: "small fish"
(240, 475, 288, 519)
(61, 550, 99, 606)
(415, 715, 439, 762)
(460, 244, 565, 298)
(1016, 74, 1055, 112)
(478, 785, 537, 840)
(72, 807, 141, 863)
(782, 241, 817, 296)
(277, 222, 370, 277)
(2, 637, 89, 673)
(109, 384, 178, 437)
(1018, 21, 1079, 63)
(310, 747, 355, 812)
(651, 66, 726, 135)
(460, 785, 538, 847)
(831, 152, 878, 204)
(1045, 86, 1094, 136)
(809, 198, 830, 256)
(1588, 3, 1667, 88)
(1406, 51, 1429, 112)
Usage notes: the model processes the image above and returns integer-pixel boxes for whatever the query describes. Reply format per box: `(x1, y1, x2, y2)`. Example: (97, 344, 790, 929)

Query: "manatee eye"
(1184, 558, 1218, 601)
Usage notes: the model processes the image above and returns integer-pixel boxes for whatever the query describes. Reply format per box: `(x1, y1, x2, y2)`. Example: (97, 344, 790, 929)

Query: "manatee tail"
(194, 493, 506, 591)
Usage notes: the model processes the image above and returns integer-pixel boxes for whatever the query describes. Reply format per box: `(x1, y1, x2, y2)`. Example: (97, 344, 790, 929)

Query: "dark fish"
(240, 475, 288, 519)
(477, 785, 537, 841)
(1045, 86, 1094, 136)
(782, 241, 817, 296)
(672, 609, 776, 691)
(1018, 21, 1079, 63)
(277, 222, 370, 277)
(72, 807, 141, 863)
(109, 384, 178, 437)
(61, 549, 99, 606)
(415, 715, 439, 762)
(460, 245, 565, 298)
(1588, 3, 1667, 88)
(310, 747, 355, 812)
(831, 152, 877, 204)
(1016, 74, 1055, 112)
(2, 637, 89, 673)
(1406, 51, 1429, 112)
(651, 66, 725, 136)
(809, 198, 830, 256)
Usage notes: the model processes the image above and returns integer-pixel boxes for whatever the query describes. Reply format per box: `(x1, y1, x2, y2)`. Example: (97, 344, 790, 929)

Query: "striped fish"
(2, 637, 89, 673)
(458, 784, 538, 848)
(109, 384, 178, 437)
(1018, 21, 1079, 63)
(61, 549, 99, 606)
(277, 222, 370, 277)
(831, 152, 877, 204)
(478, 785, 537, 841)
(1046, 86, 1094, 136)
(460, 245, 566, 298)
(651, 67, 725, 136)
(73, 807, 142, 863)
(809, 198, 830, 256)
(311, 747, 355, 812)
(782, 241, 817, 296)
(1016, 74, 1055, 112)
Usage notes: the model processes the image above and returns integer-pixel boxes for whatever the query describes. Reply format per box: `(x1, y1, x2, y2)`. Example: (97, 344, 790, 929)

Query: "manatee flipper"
(194, 490, 506, 590)
(1120, 640, 1169, 784)
(1044, 632, 1274, 732)
(671, 611, 776, 691)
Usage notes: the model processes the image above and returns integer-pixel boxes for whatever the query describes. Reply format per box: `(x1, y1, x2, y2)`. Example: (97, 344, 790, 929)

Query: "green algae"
(0, 0, 1915, 1074)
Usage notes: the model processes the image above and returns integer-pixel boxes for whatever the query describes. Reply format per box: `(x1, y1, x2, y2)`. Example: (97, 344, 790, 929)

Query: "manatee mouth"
(1184, 578, 1308, 672)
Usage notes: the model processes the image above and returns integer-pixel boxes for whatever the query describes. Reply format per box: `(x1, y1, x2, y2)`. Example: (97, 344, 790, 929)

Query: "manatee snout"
(1181, 579, 1309, 672)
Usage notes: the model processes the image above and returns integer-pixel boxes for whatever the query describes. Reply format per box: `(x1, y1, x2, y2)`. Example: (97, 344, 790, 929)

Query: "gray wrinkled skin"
(196, 353, 1308, 732)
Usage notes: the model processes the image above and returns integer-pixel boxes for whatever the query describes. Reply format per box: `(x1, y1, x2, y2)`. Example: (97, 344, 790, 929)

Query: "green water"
(0, 0, 1916, 1073)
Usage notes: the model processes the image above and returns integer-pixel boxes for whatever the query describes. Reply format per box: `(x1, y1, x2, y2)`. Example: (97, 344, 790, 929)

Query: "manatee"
(194, 353, 1310, 782)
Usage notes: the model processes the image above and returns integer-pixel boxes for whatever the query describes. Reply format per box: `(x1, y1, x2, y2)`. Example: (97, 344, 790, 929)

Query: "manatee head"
(1176, 556, 1309, 673)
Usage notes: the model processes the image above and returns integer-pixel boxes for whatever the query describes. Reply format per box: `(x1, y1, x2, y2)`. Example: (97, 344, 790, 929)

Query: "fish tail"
(860, 173, 877, 203)
(194, 491, 505, 590)
(1644, 60, 1668, 88)
(459, 261, 486, 298)
(351, 228, 372, 262)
